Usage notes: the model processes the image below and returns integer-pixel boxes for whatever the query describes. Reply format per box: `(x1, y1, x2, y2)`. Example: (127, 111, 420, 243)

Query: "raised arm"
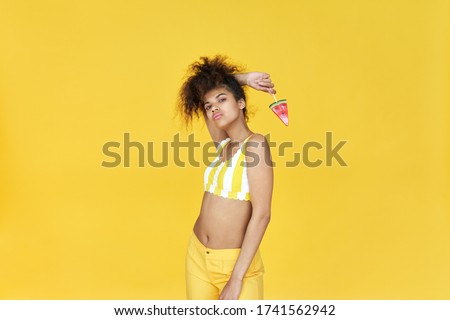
(235, 72, 277, 94)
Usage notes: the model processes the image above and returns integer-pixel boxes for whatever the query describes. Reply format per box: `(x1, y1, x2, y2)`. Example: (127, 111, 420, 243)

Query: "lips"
(213, 113, 223, 120)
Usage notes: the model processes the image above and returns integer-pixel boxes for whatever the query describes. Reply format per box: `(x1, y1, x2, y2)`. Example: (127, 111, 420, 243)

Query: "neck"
(225, 122, 253, 143)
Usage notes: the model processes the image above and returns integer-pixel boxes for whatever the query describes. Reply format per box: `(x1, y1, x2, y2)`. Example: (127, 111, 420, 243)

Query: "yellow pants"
(185, 232, 264, 300)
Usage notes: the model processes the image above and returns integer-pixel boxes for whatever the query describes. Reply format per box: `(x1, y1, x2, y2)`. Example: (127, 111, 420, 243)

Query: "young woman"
(178, 55, 275, 300)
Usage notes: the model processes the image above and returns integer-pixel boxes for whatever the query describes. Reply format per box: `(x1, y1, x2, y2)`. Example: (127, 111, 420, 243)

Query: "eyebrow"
(204, 93, 227, 105)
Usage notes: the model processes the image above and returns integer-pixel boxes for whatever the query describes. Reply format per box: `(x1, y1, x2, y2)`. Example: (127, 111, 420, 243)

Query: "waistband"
(190, 232, 241, 257)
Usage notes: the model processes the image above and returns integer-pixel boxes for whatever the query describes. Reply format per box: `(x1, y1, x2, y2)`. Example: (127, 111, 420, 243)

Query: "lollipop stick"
(270, 90, 278, 102)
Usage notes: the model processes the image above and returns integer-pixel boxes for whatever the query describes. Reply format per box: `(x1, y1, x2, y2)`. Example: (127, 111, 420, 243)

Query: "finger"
(257, 83, 275, 91)
(257, 80, 274, 86)
(256, 85, 276, 94)
(254, 85, 267, 91)
(257, 81, 274, 88)
(261, 81, 275, 88)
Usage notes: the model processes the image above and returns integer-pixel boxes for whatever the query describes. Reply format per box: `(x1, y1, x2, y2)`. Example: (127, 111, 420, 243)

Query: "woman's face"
(202, 87, 245, 129)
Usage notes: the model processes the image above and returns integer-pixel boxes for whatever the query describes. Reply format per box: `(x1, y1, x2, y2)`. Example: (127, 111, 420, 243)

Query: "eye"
(218, 98, 226, 103)
(205, 105, 211, 110)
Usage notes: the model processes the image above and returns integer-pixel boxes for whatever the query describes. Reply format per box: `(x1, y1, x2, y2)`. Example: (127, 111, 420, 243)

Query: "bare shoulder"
(246, 133, 274, 197)
(245, 133, 272, 168)
(247, 133, 270, 149)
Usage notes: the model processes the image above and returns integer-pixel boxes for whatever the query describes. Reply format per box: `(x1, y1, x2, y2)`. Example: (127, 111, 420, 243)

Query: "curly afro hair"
(177, 55, 248, 126)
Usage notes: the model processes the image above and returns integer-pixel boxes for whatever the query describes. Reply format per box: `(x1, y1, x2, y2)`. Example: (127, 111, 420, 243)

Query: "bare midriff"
(193, 191, 252, 249)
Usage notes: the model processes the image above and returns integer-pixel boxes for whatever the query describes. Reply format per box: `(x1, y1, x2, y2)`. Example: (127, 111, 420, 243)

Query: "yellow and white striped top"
(204, 134, 254, 201)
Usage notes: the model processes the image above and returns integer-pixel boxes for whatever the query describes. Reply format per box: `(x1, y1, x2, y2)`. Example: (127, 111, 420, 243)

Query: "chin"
(214, 122, 228, 130)
(211, 117, 227, 129)
(216, 116, 240, 130)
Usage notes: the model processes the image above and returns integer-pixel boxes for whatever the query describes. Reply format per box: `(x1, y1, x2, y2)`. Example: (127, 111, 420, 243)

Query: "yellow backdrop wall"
(0, 0, 449, 299)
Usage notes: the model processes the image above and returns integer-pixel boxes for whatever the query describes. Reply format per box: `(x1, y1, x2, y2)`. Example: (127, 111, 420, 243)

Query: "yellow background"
(1, 0, 449, 299)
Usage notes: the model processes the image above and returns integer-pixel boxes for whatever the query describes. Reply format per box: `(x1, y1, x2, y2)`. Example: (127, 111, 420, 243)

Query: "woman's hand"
(219, 277, 243, 300)
(235, 72, 277, 94)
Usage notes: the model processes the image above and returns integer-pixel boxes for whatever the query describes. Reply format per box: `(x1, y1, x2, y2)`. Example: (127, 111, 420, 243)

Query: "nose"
(211, 105, 219, 112)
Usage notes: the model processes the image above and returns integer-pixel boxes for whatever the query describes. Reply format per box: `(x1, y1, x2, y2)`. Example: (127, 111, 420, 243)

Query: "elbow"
(265, 213, 271, 224)
(253, 210, 271, 225)
(264, 211, 271, 224)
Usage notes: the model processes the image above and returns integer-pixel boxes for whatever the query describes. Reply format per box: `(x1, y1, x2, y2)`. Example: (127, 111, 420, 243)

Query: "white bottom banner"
(0, 300, 449, 320)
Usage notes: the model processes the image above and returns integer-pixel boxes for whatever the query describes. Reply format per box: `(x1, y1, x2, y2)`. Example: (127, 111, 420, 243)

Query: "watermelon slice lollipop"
(269, 98, 289, 126)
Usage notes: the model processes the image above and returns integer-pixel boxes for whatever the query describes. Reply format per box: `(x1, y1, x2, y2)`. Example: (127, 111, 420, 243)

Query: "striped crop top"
(204, 134, 254, 201)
